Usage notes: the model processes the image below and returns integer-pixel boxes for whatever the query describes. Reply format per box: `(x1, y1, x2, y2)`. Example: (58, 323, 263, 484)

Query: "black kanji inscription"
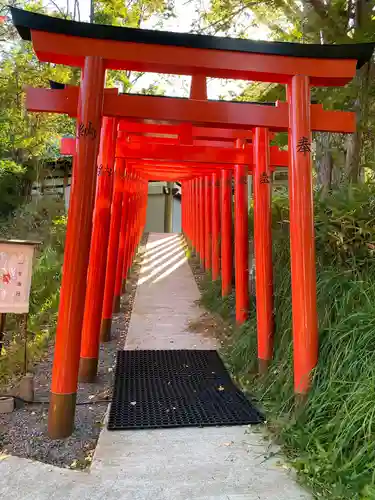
(77, 121, 97, 140)
(297, 136, 311, 155)
(260, 172, 270, 184)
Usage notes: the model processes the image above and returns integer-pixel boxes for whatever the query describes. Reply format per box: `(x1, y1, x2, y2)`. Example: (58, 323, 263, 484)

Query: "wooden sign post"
(0, 239, 39, 369)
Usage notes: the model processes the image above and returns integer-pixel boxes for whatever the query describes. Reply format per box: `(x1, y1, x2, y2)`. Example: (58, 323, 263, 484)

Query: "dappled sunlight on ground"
(141, 237, 182, 266)
(143, 233, 178, 254)
(138, 233, 187, 286)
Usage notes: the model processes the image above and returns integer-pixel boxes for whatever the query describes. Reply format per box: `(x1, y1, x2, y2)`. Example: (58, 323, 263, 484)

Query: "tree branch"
(193, 0, 275, 35)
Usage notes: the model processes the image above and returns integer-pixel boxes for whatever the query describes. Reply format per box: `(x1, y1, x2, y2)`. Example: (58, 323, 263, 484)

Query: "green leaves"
(93, 0, 171, 27)
(0, 159, 26, 216)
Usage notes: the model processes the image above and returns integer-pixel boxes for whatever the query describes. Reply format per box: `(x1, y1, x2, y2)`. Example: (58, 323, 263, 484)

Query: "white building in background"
(32, 167, 182, 233)
(31, 161, 287, 235)
(145, 181, 181, 233)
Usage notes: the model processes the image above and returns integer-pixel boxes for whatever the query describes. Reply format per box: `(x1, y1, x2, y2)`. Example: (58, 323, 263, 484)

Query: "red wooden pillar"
(141, 180, 147, 236)
(187, 181, 190, 241)
(79, 117, 116, 382)
(183, 181, 188, 240)
(190, 74, 207, 101)
(199, 176, 205, 268)
(190, 75, 207, 265)
(48, 56, 105, 439)
(100, 157, 125, 342)
(195, 178, 200, 257)
(234, 139, 249, 324)
(253, 127, 274, 374)
(205, 175, 212, 271)
(114, 172, 131, 312)
(121, 177, 137, 291)
(181, 181, 185, 236)
(140, 180, 147, 239)
(212, 172, 220, 280)
(191, 179, 195, 249)
(221, 169, 232, 296)
(288, 76, 318, 395)
(185, 180, 189, 242)
(188, 180, 192, 243)
(126, 177, 142, 276)
(130, 184, 140, 265)
(191, 179, 197, 253)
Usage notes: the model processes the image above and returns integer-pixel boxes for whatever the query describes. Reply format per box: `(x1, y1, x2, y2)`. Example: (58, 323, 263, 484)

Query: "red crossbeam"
(117, 142, 288, 166)
(26, 88, 355, 133)
(61, 137, 288, 167)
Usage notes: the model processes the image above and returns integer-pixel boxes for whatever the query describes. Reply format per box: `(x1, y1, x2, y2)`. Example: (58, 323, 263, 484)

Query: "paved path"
(0, 233, 310, 500)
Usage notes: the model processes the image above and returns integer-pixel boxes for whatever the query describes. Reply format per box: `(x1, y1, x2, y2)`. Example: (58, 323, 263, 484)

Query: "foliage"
(200, 186, 375, 499)
(93, 0, 175, 92)
(268, 184, 375, 268)
(93, 0, 174, 26)
(0, 159, 27, 216)
(0, 1, 76, 214)
(0, 3, 75, 163)
(0, 0, 173, 215)
(196, 0, 375, 186)
(0, 198, 66, 386)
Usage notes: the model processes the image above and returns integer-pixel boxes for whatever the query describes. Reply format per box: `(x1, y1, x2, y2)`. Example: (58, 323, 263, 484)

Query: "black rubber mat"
(108, 349, 264, 430)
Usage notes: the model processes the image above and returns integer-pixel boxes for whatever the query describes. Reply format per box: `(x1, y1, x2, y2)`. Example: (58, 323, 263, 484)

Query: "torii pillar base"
(78, 358, 98, 383)
(48, 393, 76, 439)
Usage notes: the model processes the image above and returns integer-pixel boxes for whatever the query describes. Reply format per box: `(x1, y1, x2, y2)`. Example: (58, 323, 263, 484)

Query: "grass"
(200, 187, 375, 500)
(0, 197, 66, 387)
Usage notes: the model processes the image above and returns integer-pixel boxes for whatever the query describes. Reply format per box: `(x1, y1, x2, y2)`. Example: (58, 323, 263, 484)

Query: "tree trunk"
(345, 61, 370, 183)
(345, 0, 371, 183)
(315, 132, 332, 198)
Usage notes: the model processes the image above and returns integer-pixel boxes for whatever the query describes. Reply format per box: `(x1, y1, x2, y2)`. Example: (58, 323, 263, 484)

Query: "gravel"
(188, 251, 207, 293)
(0, 234, 147, 469)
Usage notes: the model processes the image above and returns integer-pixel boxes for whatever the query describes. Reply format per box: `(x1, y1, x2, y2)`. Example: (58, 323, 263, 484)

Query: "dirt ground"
(0, 236, 147, 469)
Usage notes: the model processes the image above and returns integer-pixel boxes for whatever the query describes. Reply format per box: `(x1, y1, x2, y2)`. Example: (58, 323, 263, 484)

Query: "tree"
(196, 0, 375, 188)
(93, 0, 175, 92)
(0, 0, 173, 205)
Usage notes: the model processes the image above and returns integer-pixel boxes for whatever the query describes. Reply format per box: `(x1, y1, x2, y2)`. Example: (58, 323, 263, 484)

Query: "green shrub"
(0, 199, 66, 385)
(0, 160, 28, 216)
(201, 185, 375, 499)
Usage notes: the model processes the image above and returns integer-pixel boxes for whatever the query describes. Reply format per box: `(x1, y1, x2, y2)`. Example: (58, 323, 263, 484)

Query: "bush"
(0, 198, 66, 385)
(201, 186, 375, 499)
(0, 160, 28, 217)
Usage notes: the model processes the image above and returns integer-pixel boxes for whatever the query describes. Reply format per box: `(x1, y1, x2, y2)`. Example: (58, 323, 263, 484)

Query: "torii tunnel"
(10, 7, 373, 438)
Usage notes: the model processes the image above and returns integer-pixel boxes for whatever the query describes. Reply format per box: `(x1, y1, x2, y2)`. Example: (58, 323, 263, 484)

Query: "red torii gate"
(61, 130, 289, 316)
(60, 128, 288, 324)
(10, 6, 372, 439)
(29, 85, 296, 331)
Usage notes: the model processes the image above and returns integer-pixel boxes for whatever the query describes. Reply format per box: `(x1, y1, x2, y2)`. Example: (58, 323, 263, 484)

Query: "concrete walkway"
(0, 233, 310, 500)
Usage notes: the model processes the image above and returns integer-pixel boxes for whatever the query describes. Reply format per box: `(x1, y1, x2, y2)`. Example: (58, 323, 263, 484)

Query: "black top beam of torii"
(10, 7, 374, 68)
